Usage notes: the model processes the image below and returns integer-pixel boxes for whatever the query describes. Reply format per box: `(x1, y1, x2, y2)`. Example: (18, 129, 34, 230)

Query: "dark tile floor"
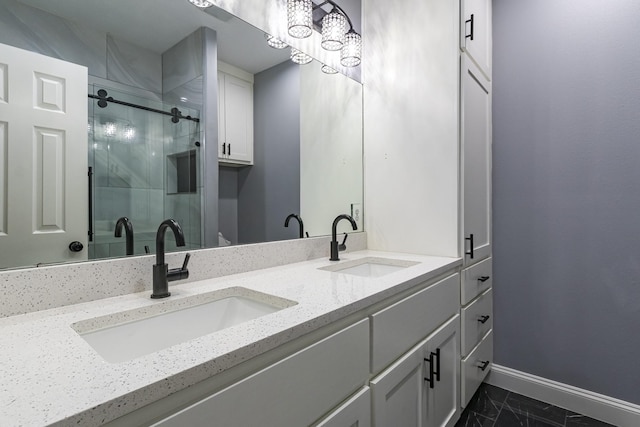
(455, 383, 615, 427)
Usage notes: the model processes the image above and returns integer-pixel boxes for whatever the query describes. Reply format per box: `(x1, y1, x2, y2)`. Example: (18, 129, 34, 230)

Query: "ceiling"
(16, 0, 291, 74)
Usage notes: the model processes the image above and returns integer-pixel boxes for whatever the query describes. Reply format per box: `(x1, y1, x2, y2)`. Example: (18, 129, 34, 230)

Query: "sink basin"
(319, 257, 419, 278)
(72, 287, 296, 363)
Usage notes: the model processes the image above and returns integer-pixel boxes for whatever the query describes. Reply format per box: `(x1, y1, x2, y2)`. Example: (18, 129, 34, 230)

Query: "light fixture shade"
(340, 30, 362, 67)
(321, 8, 347, 51)
(288, 0, 313, 38)
(265, 34, 288, 49)
(188, 0, 213, 8)
(321, 64, 338, 74)
(291, 48, 312, 65)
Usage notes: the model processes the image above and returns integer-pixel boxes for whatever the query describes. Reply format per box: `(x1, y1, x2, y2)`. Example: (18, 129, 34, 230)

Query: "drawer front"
(313, 387, 371, 427)
(371, 273, 459, 374)
(461, 331, 493, 408)
(461, 257, 492, 305)
(461, 288, 493, 357)
(153, 319, 370, 427)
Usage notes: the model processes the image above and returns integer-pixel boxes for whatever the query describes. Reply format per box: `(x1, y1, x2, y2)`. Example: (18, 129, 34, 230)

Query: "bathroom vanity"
(0, 250, 477, 426)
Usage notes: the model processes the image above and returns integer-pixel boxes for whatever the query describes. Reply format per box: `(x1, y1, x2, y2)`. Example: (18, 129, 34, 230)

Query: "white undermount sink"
(319, 257, 419, 278)
(72, 287, 297, 363)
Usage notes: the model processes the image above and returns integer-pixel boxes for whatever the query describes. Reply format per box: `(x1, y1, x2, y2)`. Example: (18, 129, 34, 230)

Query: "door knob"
(69, 241, 84, 252)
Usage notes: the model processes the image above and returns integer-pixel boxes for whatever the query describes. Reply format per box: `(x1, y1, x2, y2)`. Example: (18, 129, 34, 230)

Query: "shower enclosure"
(88, 85, 202, 259)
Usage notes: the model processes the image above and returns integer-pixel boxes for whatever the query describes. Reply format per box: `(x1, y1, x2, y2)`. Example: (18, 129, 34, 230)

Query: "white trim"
(486, 364, 640, 427)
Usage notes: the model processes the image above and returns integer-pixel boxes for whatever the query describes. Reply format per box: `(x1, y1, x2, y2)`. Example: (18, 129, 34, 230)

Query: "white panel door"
(461, 0, 492, 79)
(425, 315, 460, 427)
(371, 341, 426, 427)
(461, 55, 492, 267)
(218, 72, 253, 165)
(0, 43, 88, 269)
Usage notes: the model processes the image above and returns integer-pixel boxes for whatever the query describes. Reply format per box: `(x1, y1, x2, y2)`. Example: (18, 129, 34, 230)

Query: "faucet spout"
(330, 214, 357, 261)
(284, 213, 305, 238)
(114, 216, 134, 256)
(152, 219, 188, 299)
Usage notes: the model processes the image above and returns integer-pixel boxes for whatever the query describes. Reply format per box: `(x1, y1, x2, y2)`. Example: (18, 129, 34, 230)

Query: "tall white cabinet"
(459, 0, 493, 411)
(217, 67, 254, 166)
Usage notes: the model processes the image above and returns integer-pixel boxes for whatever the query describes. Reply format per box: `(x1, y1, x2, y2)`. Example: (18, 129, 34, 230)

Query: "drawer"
(461, 257, 492, 305)
(461, 330, 493, 408)
(153, 319, 370, 427)
(371, 273, 459, 374)
(461, 288, 493, 357)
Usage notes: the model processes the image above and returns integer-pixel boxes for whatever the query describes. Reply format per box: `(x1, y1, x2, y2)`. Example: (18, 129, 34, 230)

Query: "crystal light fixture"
(188, 0, 213, 8)
(321, 64, 338, 74)
(340, 29, 362, 67)
(321, 7, 348, 51)
(291, 48, 312, 65)
(265, 34, 288, 49)
(288, 0, 313, 38)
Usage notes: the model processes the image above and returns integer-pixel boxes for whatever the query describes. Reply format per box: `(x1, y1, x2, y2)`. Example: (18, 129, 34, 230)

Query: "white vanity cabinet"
(369, 273, 461, 427)
(217, 69, 253, 166)
(313, 387, 371, 427)
(370, 315, 460, 427)
(460, 0, 492, 79)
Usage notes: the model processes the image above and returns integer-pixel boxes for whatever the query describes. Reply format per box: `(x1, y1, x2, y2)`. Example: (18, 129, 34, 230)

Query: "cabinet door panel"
(461, 331, 493, 407)
(371, 342, 426, 427)
(461, 55, 492, 267)
(314, 387, 371, 427)
(426, 315, 460, 427)
(461, 0, 492, 78)
(461, 289, 492, 356)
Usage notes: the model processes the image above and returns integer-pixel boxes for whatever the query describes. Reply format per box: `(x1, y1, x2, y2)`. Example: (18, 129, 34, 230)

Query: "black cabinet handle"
(478, 360, 490, 371)
(222, 143, 226, 155)
(478, 315, 490, 324)
(465, 14, 474, 41)
(228, 143, 231, 156)
(465, 234, 474, 259)
(432, 348, 441, 382)
(478, 275, 490, 282)
(424, 355, 435, 389)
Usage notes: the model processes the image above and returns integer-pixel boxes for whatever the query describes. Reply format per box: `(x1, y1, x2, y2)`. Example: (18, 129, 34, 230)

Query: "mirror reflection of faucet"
(151, 219, 190, 299)
(330, 214, 358, 261)
(114, 217, 134, 256)
(284, 214, 305, 238)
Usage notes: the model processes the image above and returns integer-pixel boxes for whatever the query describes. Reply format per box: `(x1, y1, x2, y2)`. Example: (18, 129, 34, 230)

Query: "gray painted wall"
(238, 61, 301, 244)
(219, 167, 239, 244)
(493, 0, 640, 403)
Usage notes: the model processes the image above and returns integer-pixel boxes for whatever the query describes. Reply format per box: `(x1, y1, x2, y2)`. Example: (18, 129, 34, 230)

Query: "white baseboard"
(486, 364, 640, 427)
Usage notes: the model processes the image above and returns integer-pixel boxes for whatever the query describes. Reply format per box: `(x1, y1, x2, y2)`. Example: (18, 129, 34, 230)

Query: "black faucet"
(330, 214, 358, 261)
(284, 213, 306, 238)
(114, 217, 134, 256)
(151, 219, 190, 299)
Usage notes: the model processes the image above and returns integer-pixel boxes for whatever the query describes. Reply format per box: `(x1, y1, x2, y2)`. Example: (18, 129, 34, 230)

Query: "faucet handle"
(181, 252, 191, 270)
(338, 233, 348, 251)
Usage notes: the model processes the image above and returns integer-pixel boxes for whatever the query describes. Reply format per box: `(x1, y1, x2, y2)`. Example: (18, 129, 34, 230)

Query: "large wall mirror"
(0, 0, 363, 270)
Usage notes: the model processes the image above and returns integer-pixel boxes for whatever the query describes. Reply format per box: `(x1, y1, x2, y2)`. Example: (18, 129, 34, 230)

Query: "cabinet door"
(371, 341, 427, 427)
(425, 316, 460, 427)
(460, 0, 492, 78)
(314, 387, 371, 427)
(461, 54, 492, 267)
(218, 72, 253, 165)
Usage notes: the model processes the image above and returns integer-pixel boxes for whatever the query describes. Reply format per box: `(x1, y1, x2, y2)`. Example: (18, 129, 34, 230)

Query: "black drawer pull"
(478, 315, 490, 324)
(478, 276, 490, 282)
(478, 360, 490, 371)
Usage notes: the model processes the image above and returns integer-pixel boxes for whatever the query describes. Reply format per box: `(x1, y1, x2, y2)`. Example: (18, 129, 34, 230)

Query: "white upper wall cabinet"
(461, 55, 492, 267)
(461, 0, 492, 79)
(218, 70, 254, 166)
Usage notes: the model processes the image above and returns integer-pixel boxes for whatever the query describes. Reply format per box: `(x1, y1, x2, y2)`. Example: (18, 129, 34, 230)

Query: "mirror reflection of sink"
(319, 257, 419, 278)
(72, 288, 297, 363)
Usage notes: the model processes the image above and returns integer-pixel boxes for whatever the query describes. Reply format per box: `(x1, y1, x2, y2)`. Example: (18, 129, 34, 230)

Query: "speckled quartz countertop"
(0, 250, 460, 426)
